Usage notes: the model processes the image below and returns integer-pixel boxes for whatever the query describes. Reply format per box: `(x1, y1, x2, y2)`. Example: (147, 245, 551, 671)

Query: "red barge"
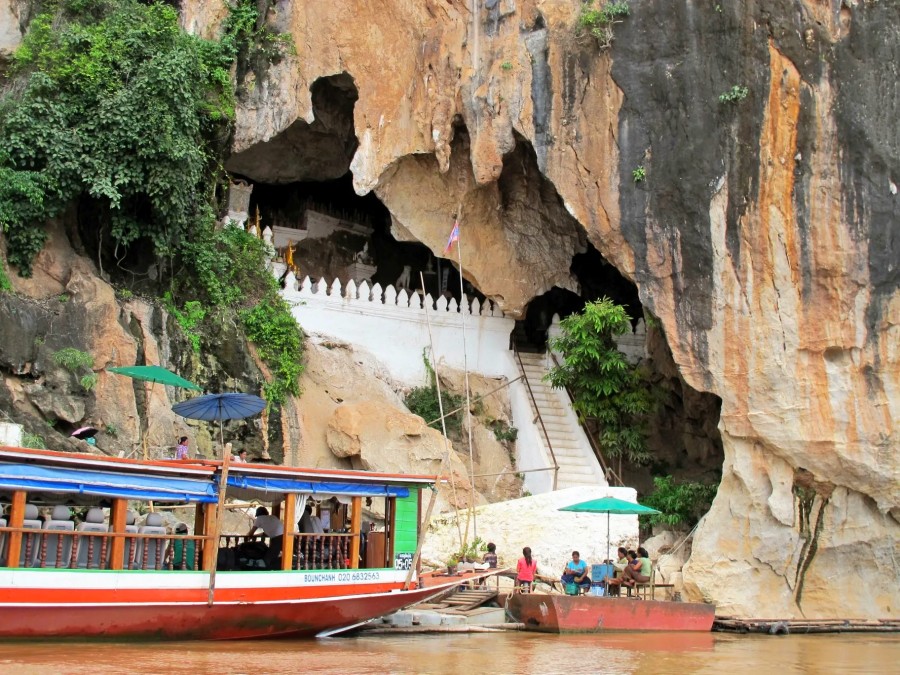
(508, 592, 715, 633)
(0, 446, 465, 640)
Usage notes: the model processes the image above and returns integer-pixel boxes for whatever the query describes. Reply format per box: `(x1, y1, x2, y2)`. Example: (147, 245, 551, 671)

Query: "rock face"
(217, 0, 898, 618)
(325, 400, 480, 509)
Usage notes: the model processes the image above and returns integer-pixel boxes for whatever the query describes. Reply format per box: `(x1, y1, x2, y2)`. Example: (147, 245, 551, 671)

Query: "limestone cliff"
(1, 0, 896, 619)
(218, 0, 898, 618)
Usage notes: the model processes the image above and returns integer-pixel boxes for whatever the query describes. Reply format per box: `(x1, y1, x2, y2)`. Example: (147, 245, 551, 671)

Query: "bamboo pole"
(453, 207, 478, 542)
(206, 421, 231, 606)
(419, 272, 463, 549)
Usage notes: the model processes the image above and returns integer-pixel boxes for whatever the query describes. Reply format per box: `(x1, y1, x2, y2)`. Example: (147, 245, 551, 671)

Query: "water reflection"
(0, 633, 897, 674)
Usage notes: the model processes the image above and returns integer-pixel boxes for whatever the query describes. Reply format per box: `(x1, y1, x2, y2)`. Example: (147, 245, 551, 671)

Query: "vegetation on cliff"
(640, 475, 718, 529)
(546, 298, 654, 465)
(0, 0, 302, 406)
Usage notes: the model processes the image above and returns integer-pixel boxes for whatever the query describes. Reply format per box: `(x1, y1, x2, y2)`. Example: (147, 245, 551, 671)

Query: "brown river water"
(0, 633, 898, 674)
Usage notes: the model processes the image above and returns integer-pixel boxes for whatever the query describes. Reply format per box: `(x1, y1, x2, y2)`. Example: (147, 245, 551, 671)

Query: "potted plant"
(446, 555, 459, 575)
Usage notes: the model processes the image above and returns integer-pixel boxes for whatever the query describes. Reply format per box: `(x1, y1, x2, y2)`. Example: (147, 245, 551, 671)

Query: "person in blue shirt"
(561, 550, 591, 593)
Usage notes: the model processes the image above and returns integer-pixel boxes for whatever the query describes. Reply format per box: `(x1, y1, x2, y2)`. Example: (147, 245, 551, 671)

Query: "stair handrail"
(513, 344, 559, 490)
(547, 351, 624, 487)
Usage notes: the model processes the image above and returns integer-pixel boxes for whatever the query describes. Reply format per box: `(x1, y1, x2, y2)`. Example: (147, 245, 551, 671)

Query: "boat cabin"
(0, 446, 431, 576)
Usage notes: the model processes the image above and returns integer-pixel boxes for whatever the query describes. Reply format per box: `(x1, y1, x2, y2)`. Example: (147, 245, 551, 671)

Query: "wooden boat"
(0, 446, 475, 640)
(507, 592, 716, 633)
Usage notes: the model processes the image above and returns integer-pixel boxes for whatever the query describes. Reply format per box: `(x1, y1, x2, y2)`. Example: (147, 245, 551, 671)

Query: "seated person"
(621, 546, 652, 586)
(248, 506, 284, 569)
(561, 550, 591, 592)
(170, 523, 196, 570)
(297, 505, 324, 534)
(606, 546, 628, 595)
(482, 542, 498, 569)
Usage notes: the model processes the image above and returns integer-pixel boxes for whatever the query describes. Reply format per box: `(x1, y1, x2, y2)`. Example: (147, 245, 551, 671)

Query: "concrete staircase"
(515, 351, 605, 490)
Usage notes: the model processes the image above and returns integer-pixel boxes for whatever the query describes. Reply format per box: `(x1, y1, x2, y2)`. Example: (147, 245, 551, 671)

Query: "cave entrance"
(224, 72, 468, 300)
(513, 242, 642, 353)
(517, 242, 723, 497)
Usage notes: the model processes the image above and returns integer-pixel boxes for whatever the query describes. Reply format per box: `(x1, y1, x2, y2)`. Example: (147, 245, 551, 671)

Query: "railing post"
(514, 345, 559, 489)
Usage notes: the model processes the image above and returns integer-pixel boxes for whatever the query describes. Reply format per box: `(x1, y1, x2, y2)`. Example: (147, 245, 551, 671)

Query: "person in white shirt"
(298, 504, 324, 534)
(233, 449, 249, 463)
(247, 507, 284, 568)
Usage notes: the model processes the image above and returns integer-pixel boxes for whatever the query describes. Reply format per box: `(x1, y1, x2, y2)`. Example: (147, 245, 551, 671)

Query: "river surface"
(0, 633, 897, 674)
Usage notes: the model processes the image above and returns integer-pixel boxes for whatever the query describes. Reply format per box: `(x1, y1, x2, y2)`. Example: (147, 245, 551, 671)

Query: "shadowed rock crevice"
(226, 72, 359, 184)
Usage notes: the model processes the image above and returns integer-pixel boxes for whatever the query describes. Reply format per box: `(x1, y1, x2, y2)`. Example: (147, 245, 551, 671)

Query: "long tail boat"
(0, 446, 470, 640)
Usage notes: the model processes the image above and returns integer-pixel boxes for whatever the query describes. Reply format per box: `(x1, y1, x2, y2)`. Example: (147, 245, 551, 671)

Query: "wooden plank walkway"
(714, 617, 900, 634)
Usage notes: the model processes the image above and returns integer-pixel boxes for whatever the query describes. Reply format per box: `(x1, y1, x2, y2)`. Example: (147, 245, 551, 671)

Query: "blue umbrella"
(172, 393, 266, 458)
(172, 393, 266, 422)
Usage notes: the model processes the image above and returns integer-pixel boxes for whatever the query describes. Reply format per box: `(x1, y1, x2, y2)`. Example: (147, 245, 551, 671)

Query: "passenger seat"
(19, 504, 43, 567)
(137, 513, 167, 570)
(41, 505, 76, 568)
(75, 507, 109, 569)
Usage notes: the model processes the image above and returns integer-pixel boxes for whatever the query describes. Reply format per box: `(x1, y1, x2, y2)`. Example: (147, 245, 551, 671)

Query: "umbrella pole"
(206, 417, 230, 606)
(607, 512, 610, 566)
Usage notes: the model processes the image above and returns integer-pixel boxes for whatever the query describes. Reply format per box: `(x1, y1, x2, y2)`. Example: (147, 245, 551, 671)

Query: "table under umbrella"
(558, 496, 661, 564)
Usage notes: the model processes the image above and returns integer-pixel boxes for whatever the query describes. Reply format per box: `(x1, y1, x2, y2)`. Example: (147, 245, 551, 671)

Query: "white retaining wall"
(279, 274, 600, 495)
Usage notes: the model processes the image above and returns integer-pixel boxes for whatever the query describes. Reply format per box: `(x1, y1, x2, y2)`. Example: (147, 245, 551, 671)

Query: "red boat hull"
(508, 593, 715, 633)
(0, 569, 477, 640)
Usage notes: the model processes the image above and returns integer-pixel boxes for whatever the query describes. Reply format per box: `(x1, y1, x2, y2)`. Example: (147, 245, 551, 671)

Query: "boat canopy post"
(349, 496, 361, 569)
(4, 490, 25, 567)
(109, 499, 128, 570)
(281, 494, 296, 571)
(201, 503, 217, 571)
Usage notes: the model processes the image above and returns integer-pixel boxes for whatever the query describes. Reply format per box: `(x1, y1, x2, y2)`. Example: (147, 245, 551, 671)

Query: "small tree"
(545, 298, 653, 464)
(640, 475, 718, 529)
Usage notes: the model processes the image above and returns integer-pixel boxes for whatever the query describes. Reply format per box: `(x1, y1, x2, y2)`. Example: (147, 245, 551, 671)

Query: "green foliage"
(220, 0, 294, 73)
(546, 298, 654, 464)
(719, 85, 749, 104)
(491, 420, 519, 443)
(632, 165, 646, 183)
(0, 258, 12, 292)
(501, 61, 513, 71)
(58, 294, 70, 303)
(53, 347, 94, 372)
(22, 432, 46, 449)
(577, 1, 630, 48)
(0, 0, 238, 274)
(453, 537, 488, 563)
(79, 373, 99, 391)
(404, 351, 464, 436)
(172, 223, 304, 405)
(240, 296, 304, 405)
(640, 475, 718, 528)
(104, 422, 118, 436)
(162, 292, 206, 353)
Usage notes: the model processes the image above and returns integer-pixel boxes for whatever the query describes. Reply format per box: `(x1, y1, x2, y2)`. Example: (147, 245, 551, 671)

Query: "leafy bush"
(546, 298, 654, 464)
(22, 432, 46, 449)
(640, 475, 718, 528)
(240, 296, 304, 405)
(632, 165, 646, 183)
(577, 1, 630, 49)
(79, 373, 99, 391)
(404, 350, 464, 436)
(719, 85, 749, 104)
(491, 420, 519, 443)
(53, 347, 94, 372)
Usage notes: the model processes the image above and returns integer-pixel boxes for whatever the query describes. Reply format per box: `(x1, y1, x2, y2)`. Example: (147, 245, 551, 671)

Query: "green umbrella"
(107, 365, 202, 391)
(559, 496, 661, 565)
(107, 365, 202, 459)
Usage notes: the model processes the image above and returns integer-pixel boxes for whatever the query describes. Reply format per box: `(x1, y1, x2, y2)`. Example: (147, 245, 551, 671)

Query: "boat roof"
(0, 446, 438, 505)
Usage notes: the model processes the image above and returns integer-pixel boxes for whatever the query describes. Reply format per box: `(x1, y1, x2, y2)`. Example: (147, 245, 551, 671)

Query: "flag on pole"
(443, 221, 460, 254)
